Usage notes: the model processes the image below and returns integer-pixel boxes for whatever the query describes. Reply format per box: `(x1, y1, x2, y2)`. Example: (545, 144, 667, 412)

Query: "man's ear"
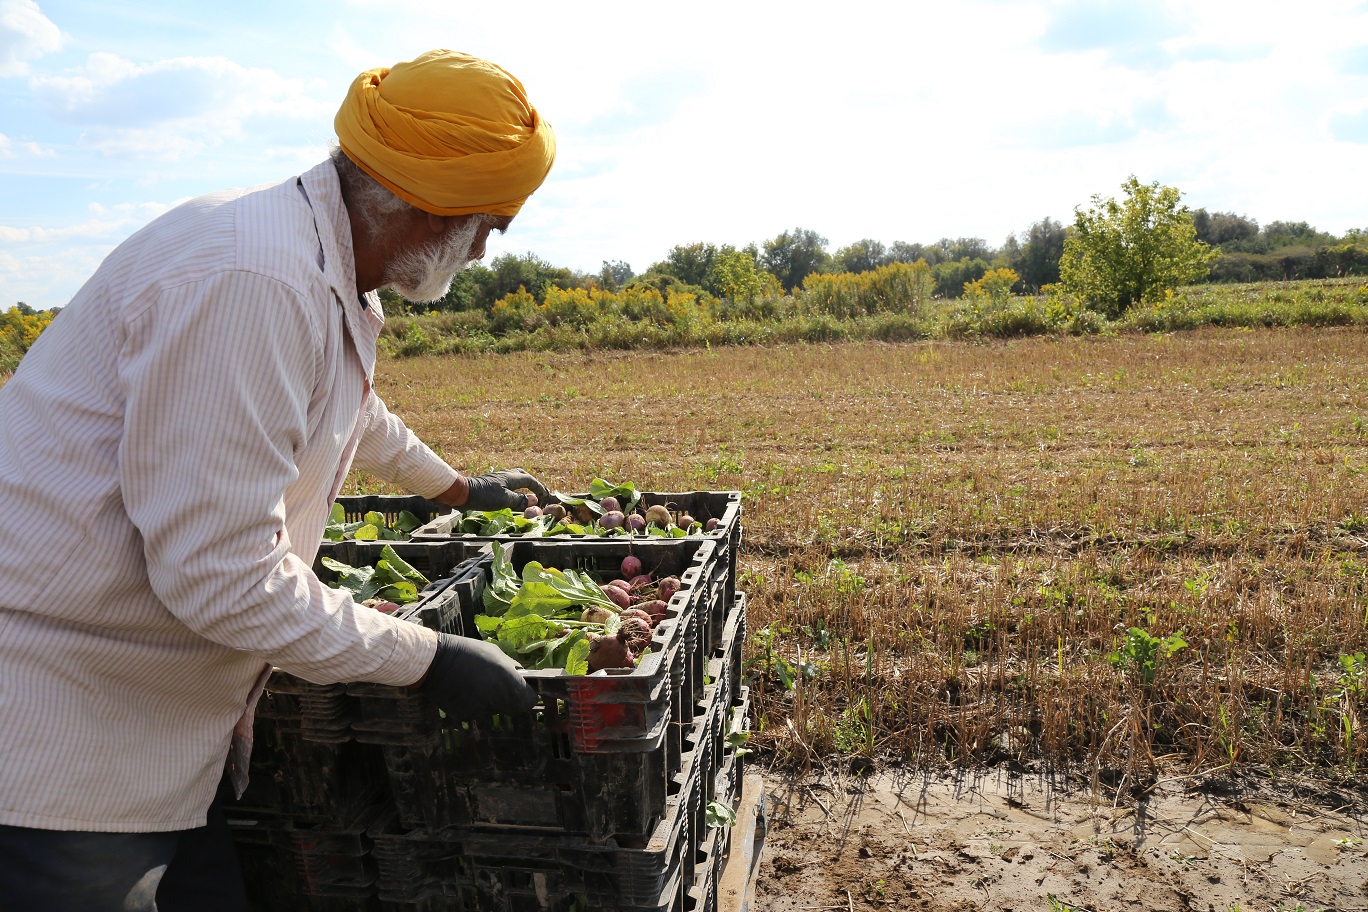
(426, 212, 451, 234)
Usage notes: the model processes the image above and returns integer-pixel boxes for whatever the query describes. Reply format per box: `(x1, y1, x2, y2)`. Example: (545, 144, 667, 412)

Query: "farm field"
(357, 326, 1368, 910)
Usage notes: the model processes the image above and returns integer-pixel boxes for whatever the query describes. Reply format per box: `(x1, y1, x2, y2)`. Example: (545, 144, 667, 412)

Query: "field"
(360, 326, 1368, 909)
(361, 326, 1368, 779)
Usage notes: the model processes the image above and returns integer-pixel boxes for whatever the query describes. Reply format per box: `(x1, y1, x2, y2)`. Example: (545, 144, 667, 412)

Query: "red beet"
(621, 608, 653, 627)
(602, 585, 631, 609)
(600, 496, 621, 513)
(627, 574, 654, 591)
(604, 578, 631, 591)
(704, 517, 719, 532)
(640, 599, 668, 623)
(586, 632, 634, 672)
(618, 617, 651, 653)
(620, 554, 643, 579)
(626, 514, 647, 533)
(655, 576, 681, 603)
(524, 506, 542, 519)
(600, 511, 626, 530)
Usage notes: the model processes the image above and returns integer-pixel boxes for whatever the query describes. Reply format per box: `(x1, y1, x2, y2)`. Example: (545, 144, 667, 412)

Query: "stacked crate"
(228, 491, 746, 912)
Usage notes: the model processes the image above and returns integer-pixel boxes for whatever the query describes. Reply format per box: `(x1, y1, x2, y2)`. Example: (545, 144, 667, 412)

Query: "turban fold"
(334, 50, 555, 218)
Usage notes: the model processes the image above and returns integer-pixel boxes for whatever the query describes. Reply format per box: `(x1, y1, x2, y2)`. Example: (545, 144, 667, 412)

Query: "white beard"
(385, 217, 482, 302)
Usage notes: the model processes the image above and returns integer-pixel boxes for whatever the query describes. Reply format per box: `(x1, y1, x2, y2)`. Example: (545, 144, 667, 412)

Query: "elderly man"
(0, 50, 554, 910)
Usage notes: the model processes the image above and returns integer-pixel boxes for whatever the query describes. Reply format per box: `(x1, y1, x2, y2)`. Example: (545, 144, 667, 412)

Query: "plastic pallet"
(368, 686, 750, 912)
(410, 490, 742, 610)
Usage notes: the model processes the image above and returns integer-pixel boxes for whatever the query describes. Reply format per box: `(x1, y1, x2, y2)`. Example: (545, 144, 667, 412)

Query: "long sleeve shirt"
(0, 160, 457, 832)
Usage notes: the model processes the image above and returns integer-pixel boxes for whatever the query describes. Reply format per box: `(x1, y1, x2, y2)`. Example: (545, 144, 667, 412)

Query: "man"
(0, 50, 555, 910)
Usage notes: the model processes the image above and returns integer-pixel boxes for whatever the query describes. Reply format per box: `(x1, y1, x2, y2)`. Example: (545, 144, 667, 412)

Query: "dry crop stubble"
(359, 327, 1368, 780)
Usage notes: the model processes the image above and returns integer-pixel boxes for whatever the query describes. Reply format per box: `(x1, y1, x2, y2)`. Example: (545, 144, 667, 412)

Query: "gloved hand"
(421, 632, 538, 719)
(463, 468, 552, 512)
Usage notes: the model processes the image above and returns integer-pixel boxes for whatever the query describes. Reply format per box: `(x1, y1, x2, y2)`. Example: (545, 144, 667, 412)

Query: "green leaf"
(353, 523, 380, 541)
(564, 636, 591, 675)
(375, 581, 419, 603)
(484, 541, 519, 616)
(329, 502, 346, 524)
(323, 525, 345, 542)
(705, 800, 737, 829)
(513, 561, 617, 617)
(589, 478, 641, 511)
(378, 545, 428, 586)
(393, 510, 423, 533)
(363, 511, 388, 527)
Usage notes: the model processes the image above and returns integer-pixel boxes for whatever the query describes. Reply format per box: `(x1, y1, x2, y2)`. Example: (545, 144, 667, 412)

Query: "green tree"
(1059, 176, 1216, 318)
(598, 260, 633, 291)
(708, 246, 769, 303)
(761, 228, 832, 293)
(1011, 217, 1067, 291)
(833, 239, 887, 274)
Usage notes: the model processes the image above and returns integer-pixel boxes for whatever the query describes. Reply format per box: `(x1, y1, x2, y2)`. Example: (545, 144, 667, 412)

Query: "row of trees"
(392, 181, 1364, 322)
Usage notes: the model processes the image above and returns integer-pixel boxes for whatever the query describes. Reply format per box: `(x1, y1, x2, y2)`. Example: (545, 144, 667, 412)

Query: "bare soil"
(754, 765, 1368, 912)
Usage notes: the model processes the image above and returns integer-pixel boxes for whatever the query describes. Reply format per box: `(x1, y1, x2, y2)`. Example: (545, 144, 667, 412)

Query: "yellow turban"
(334, 50, 555, 218)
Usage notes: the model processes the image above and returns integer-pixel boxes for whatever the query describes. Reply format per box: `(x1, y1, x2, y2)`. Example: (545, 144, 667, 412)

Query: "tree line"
(390, 180, 1366, 318)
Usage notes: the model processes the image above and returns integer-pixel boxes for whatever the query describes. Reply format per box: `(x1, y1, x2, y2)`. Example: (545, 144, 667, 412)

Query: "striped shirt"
(0, 160, 454, 832)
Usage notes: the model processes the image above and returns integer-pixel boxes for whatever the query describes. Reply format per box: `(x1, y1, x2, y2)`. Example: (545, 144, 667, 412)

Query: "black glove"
(463, 468, 551, 512)
(421, 632, 538, 719)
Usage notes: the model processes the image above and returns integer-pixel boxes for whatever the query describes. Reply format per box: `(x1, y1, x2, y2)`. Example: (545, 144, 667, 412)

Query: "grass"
(353, 325, 1368, 785)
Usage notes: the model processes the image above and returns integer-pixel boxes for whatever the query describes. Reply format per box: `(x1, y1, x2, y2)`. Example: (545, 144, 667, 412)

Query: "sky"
(2, 0, 1367, 309)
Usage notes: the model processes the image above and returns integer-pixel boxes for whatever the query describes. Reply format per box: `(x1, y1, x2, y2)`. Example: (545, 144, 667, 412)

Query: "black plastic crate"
(367, 685, 748, 910)
(228, 804, 386, 911)
(232, 712, 389, 825)
(351, 537, 725, 749)
(411, 490, 742, 602)
(352, 551, 740, 842)
(255, 542, 487, 752)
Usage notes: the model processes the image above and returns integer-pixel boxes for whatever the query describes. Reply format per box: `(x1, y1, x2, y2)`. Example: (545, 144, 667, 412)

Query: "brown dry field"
(363, 326, 1368, 771)
(360, 326, 1368, 911)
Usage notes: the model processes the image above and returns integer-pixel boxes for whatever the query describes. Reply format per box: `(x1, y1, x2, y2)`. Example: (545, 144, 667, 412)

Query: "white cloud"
(0, 132, 11, 157)
(0, 0, 61, 77)
(29, 52, 331, 159)
(21, 140, 53, 157)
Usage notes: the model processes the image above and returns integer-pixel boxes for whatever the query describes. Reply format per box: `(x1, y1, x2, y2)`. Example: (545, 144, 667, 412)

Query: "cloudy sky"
(2, 0, 1366, 309)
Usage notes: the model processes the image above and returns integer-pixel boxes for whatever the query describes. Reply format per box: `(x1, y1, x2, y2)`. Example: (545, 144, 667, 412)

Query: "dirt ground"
(752, 763, 1368, 912)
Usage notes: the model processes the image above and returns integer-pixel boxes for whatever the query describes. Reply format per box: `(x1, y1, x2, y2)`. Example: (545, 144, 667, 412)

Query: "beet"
(704, 517, 719, 532)
(618, 617, 651, 653)
(600, 510, 626, 530)
(581, 605, 615, 624)
(620, 607, 653, 627)
(621, 554, 643, 579)
(626, 513, 647, 532)
(544, 503, 567, 523)
(600, 496, 621, 514)
(640, 599, 668, 623)
(524, 505, 542, 519)
(586, 632, 634, 672)
(604, 578, 631, 591)
(655, 576, 681, 603)
(602, 585, 631, 609)
(644, 504, 672, 527)
(573, 503, 595, 524)
(627, 573, 654, 590)
(679, 513, 697, 530)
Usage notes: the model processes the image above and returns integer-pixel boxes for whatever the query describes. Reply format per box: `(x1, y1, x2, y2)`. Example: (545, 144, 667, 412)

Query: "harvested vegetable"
(323, 502, 424, 542)
(320, 545, 430, 605)
(474, 542, 679, 675)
